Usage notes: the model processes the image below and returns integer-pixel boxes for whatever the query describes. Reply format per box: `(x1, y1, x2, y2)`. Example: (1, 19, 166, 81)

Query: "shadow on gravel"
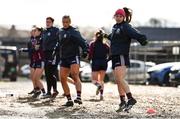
(0, 109, 17, 117)
(45, 106, 84, 118)
(84, 99, 102, 102)
(45, 106, 135, 119)
(17, 96, 55, 107)
(17, 96, 40, 103)
(28, 100, 54, 107)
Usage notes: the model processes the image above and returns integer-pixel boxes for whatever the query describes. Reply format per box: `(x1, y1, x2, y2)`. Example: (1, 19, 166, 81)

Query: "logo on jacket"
(63, 34, 67, 38)
(47, 32, 51, 36)
(115, 28, 121, 34)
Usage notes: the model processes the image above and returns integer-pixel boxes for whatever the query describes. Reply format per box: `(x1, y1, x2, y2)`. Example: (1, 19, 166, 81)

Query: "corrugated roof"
(137, 27, 180, 41)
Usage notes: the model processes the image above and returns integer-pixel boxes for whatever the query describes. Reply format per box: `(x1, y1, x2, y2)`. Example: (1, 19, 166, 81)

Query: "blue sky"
(0, 0, 179, 29)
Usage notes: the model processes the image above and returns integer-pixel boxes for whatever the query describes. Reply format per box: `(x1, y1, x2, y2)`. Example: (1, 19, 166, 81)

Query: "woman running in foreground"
(107, 7, 148, 112)
(59, 15, 88, 106)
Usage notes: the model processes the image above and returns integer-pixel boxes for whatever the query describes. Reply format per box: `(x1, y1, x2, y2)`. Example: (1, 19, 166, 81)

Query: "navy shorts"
(112, 55, 130, 69)
(60, 56, 80, 68)
(30, 61, 45, 69)
(91, 59, 108, 71)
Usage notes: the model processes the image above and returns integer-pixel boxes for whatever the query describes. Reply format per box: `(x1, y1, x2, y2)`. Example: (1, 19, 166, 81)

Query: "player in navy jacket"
(59, 15, 88, 106)
(41, 17, 60, 99)
(108, 7, 148, 112)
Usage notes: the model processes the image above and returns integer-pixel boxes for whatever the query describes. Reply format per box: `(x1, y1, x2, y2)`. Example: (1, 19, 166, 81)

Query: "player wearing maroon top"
(19, 27, 45, 98)
(89, 29, 110, 100)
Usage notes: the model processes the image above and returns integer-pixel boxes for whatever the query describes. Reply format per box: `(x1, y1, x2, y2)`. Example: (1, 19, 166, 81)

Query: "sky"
(0, 0, 180, 30)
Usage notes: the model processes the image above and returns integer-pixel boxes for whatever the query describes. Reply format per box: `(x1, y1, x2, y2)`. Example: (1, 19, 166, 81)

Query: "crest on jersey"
(116, 28, 121, 34)
(64, 34, 67, 38)
(47, 32, 51, 36)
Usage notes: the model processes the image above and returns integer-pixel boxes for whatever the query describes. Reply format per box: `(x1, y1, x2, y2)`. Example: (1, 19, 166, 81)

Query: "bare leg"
(114, 66, 130, 94)
(60, 67, 70, 95)
(30, 68, 36, 88)
(33, 68, 44, 90)
(70, 64, 81, 95)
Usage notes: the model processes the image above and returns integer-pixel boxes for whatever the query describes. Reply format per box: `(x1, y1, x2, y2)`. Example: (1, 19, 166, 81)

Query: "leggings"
(44, 63, 58, 93)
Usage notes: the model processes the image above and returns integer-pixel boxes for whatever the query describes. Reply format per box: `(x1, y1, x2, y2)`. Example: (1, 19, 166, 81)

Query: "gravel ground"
(0, 79, 180, 119)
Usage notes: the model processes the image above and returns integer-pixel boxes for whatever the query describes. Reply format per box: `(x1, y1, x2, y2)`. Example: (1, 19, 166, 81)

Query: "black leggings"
(45, 63, 58, 93)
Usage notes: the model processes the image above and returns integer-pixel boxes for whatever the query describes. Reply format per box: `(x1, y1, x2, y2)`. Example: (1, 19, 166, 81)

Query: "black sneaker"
(116, 101, 126, 112)
(28, 90, 35, 95)
(96, 85, 102, 95)
(124, 98, 137, 112)
(51, 91, 59, 100)
(74, 98, 82, 105)
(32, 90, 41, 98)
(62, 100, 74, 107)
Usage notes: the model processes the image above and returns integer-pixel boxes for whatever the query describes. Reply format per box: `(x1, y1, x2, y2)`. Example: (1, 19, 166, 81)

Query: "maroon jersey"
(29, 36, 44, 62)
(89, 40, 110, 60)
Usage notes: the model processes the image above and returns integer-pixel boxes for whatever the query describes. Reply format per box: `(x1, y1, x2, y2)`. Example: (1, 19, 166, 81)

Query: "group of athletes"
(19, 7, 148, 112)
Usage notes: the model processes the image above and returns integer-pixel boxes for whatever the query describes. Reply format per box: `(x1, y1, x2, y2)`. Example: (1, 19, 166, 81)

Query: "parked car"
(0, 46, 18, 81)
(81, 59, 151, 83)
(169, 64, 180, 87)
(147, 62, 180, 86)
(106, 60, 150, 84)
(20, 64, 30, 77)
(21, 61, 91, 80)
(145, 62, 156, 70)
(79, 61, 91, 82)
(0, 55, 5, 80)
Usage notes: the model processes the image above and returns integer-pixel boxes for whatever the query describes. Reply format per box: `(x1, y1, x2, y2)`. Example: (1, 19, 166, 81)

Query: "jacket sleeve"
(24, 41, 32, 58)
(19, 40, 31, 53)
(54, 28, 60, 51)
(123, 23, 147, 45)
(72, 29, 89, 52)
(48, 28, 60, 54)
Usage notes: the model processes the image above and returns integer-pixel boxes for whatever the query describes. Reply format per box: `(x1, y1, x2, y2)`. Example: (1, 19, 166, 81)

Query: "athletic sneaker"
(42, 93, 46, 97)
(32, 90, 41, 98)
(28, 90, 35, 95)
(74, 98, 82, 105)
(62, 100, 74, 107)
(100, 95, 104, 101)
(51, 91, 59, 100)
(40, 93, 51, 99)
(116, 101, 126, 112)
(96, 85, 102, 95)
(124, 98, 137, 112)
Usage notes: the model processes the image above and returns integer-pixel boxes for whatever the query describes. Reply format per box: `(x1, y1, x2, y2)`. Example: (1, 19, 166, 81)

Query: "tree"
(7, 25, 19, 38)
(149, 18, 162, 27)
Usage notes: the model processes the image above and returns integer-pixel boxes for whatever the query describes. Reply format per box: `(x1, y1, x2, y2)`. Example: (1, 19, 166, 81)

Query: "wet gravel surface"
(0, 79, 180, 119)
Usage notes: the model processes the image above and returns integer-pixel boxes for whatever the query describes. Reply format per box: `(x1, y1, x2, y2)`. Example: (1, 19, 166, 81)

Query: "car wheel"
(149, 78, 159, 85)
(144, 80, 150, 85)
(10, 75, 17, 82)
(162, 73, 170, 86)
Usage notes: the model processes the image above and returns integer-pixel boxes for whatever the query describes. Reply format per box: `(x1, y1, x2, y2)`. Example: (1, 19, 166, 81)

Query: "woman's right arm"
(19, 41, 32, 53)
